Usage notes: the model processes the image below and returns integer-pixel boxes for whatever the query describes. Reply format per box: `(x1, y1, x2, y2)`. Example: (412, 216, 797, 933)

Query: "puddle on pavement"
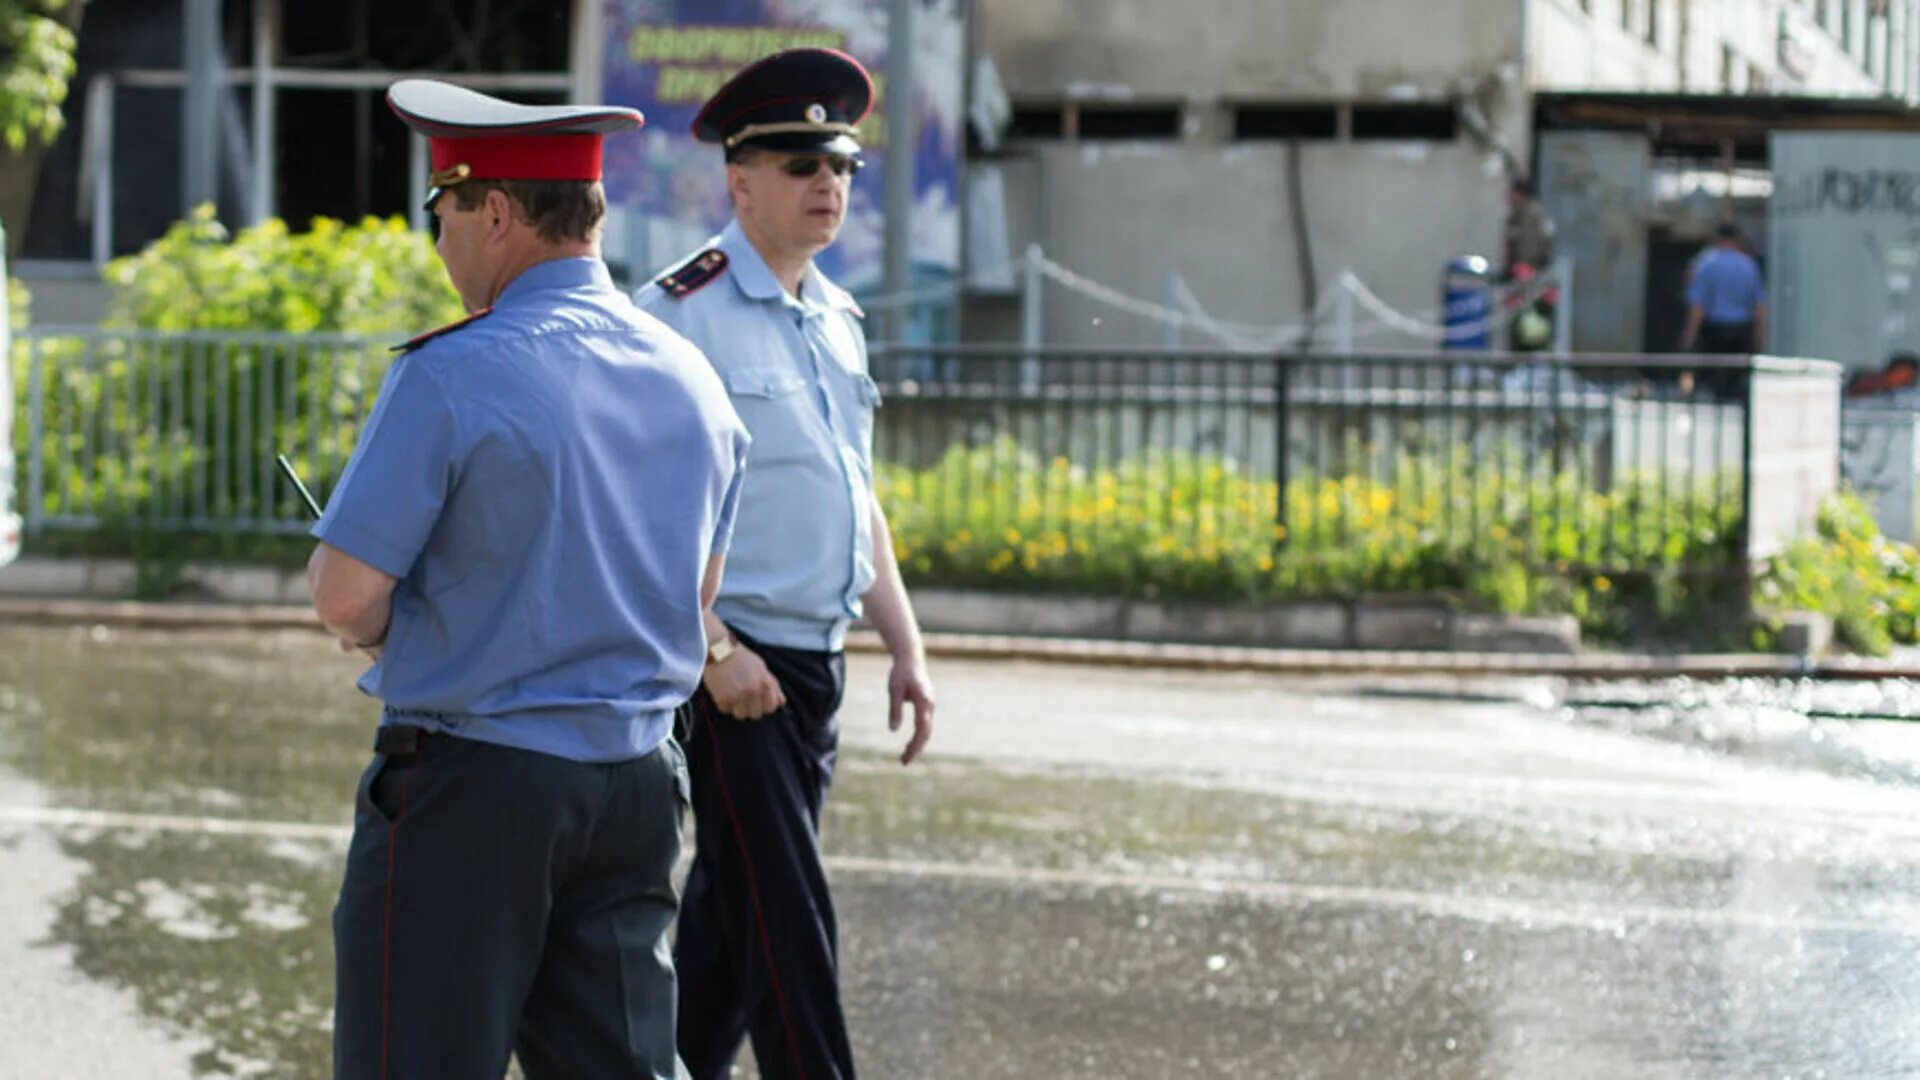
(3, 625, 1920, 1076)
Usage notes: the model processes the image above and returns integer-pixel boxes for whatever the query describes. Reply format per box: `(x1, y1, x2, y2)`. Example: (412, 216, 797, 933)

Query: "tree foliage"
(0, 0, 81, 151)
(16, 210, 460, 549)
(103, 205, 463, 334)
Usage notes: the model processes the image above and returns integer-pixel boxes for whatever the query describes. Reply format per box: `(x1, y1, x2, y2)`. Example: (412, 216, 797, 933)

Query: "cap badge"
(805, 103, 828, 124)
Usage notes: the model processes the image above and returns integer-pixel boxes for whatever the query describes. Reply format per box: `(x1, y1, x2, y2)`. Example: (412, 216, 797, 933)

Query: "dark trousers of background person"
(333, 728, 690, 1079)
(676, 631, 856, 1080)
(1693, 319, 1756, 399)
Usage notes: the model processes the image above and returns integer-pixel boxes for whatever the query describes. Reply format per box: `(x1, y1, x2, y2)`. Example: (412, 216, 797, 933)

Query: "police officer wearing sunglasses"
(635, 48, 936, 1080)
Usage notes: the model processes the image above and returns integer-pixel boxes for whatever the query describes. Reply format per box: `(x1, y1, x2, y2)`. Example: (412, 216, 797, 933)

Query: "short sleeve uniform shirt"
(315, 257, 749, 763)
(635, 220, 878, 652)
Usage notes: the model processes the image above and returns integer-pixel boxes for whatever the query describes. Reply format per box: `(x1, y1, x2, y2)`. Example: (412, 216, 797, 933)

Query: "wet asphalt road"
(2, 623, 1920, 1078)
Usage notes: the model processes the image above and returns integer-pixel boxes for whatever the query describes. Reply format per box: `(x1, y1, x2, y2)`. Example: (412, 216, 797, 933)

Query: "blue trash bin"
(1442, 255, 1493, 351)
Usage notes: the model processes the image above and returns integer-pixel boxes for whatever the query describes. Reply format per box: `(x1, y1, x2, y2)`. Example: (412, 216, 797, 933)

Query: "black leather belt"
(374, 725, 436, 758)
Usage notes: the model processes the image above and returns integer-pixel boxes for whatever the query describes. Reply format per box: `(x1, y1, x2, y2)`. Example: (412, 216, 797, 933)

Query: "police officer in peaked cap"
(309, 78, 749, 1079)
(635, 48, 937, 1080)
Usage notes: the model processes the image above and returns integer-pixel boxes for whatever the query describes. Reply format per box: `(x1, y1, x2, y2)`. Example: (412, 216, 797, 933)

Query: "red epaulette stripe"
(393, 307, 492, 353)
(657, 249, 728, 300)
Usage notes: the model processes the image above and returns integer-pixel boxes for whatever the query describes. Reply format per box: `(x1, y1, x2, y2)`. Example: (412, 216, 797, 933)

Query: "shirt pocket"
(725, 367, 815, 465)
(848, 373, 880, 461)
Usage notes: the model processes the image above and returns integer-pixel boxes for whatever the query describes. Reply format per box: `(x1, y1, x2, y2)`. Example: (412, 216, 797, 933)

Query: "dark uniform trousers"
(333, 728, 691, 1079)
(1695, 320, 1756, 355)
(1693, 320, 1757, 398)
(676, 631, 856, 1080)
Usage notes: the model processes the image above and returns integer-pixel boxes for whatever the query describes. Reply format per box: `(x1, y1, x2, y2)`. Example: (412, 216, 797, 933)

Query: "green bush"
(15, 209, 459, 534)
(1754, 492, 1920, 656)
(878, 439, 1747, 644)
(102, 205, 461, 334)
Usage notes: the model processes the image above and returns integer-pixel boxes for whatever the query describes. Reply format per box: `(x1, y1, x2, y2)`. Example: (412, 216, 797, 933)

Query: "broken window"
(22, 0, 572, 261)
(1350, 103, 1458, 141)
(1005, 104, 1066, 139)
(1230, 103, 1338, 140)
(1075, 103, 1182, 140)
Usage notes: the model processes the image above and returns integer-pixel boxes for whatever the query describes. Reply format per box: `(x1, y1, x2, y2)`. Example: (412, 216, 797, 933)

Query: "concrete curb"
(906, 587, 1585, 654)
(14, 558, 1849, 677)
(0, 559, 1585, 655)
(0, 596, 1902, 681)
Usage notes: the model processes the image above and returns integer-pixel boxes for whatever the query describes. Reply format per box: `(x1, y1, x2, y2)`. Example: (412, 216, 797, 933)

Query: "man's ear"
(484, 188, 516, 240)
(726, 162, 752, 212)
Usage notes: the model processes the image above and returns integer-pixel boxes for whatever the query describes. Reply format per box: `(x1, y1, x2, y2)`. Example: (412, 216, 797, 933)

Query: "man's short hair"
(448, 180, 606, 244)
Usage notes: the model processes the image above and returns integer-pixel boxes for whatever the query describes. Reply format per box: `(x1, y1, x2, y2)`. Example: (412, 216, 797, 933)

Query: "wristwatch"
(707, 635, 736, 666)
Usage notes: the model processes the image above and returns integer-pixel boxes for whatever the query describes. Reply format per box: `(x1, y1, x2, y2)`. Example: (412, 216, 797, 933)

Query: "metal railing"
(867, 346, 1836, 599)
(14, 330, 1841, 604)
(18, 328, 389, 534)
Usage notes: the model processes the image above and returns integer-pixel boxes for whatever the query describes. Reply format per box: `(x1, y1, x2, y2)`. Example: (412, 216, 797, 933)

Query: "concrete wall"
(971, 0, 1525, 348)
(1528, 0, 1683, 92)
(1538, 129, 1651, 353)
(1530, 0, 1915, 98)
(1747, 360, 1843, 561)
(983, 0, 1527, 100)
(1842, 409, 1920, 544)
(967, 0, 1914, 349)
(992, 141, 1506, 349)
(1770, 131, 1920, 371)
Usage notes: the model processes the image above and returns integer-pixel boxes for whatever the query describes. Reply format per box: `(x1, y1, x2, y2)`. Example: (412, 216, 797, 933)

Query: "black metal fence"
(16, 328, 1840, 625)
(867, 346, 1833, 617)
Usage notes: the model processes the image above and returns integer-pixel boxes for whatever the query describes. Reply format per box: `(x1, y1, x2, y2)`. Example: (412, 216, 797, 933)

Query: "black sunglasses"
(780, 155, 863, 179)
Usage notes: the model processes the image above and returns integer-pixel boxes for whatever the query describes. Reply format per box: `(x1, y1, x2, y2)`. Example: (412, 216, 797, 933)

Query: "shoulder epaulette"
(393, 308, 492, 353)
(655, 249, 728, 299)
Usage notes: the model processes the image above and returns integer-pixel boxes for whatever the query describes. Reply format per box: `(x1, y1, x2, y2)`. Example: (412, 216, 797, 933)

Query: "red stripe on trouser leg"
(703, 715, 811, 1080)
(379, 768, 413, 1080)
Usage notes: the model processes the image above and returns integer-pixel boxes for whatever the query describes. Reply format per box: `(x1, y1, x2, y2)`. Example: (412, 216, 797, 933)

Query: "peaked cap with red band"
(693, 48, 873, 156)
(386, 79, 643, 208)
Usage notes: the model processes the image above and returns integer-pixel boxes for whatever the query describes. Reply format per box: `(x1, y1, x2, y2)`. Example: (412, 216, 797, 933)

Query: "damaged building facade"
(969, 0, 1920, 351)
(14, 0, 1920, 358)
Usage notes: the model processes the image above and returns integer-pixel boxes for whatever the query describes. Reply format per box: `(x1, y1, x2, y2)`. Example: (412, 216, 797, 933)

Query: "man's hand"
(336, 637, 382, 662)
(703, 646, 785, 720)
(888, 655, 935, 765)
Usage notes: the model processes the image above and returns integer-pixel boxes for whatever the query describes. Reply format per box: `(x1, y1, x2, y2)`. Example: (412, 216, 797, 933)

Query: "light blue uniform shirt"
(314, 257, 749, 763)
(635, 220, 879, 652)
(1687, 247, 1766, 326)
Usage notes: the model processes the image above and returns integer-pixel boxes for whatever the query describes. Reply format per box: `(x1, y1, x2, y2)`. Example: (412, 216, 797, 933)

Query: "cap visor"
(740, 132, 863, 156)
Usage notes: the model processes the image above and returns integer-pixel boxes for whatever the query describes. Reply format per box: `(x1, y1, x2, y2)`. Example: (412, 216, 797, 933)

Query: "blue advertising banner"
(599, 0, 962, 301)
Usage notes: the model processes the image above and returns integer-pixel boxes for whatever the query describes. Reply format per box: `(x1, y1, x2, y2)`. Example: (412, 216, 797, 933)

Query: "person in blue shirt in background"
(306, 79, 747, 1079)
(635, 48, 935, 1080)
(1678, 221, 1767, 396)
